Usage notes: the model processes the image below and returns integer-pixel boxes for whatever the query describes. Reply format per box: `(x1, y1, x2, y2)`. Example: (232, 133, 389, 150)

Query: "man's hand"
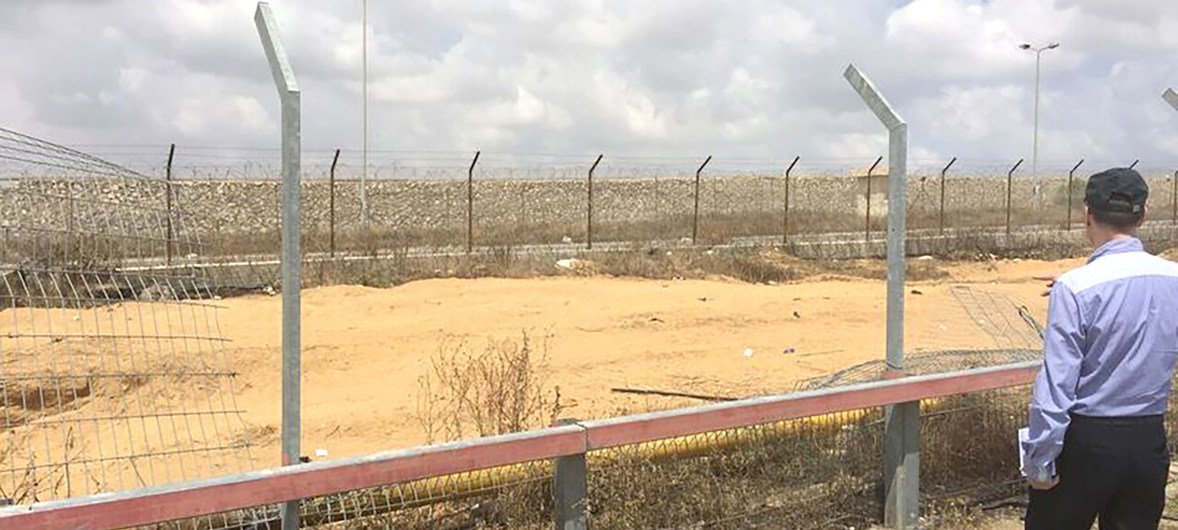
(1028, 476, 1060, 490)
(1033, 274, 1059, 297)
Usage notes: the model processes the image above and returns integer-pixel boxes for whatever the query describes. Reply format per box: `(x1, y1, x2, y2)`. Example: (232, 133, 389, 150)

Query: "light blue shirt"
(1023, 237, 1178, 481)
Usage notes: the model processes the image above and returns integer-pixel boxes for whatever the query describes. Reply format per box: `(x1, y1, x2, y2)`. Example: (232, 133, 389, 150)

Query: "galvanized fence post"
(783, 156, 799, 245)
(467, 150, 480, 253)
(329, 148, 340, 257)
(1005, 159, 1024, 238)
(691, 155, 711, 245)
(844, 64, 916, 528)
(865, 155, 883, 242)
(552, 419, 588, 530)
(165, 143, 175, 265)
(1066, 159, 1083, 229)
(587, 154, 602, 250)
(1167, 89, 1178, 226)
(255, 3, 302, 528)
(938, 157, 956, 234)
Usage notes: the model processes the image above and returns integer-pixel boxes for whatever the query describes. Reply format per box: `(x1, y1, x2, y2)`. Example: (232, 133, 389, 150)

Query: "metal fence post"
(1066, 159, 1083, 229)
(255, 3, 302, 529)
(553, 419, 587, 530)
(1166, 90, 1178, 226)
(587, 154, 602, 250)
(165, 143, 175, 265)
(865, 155, 883, 241)
(65, 182, 74, 263)
(844, 64, 916, 528)
(1005, 159, 1024, 238)
(938, 157, 955, 234)
(691, 155, 711, 245)
(329, 148, 340, 257)
(467, 150, 480, 253)
(783, 156, 799, 245)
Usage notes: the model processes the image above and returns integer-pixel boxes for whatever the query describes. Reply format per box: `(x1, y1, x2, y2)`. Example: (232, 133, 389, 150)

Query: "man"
(1023, 167, 1178, 529)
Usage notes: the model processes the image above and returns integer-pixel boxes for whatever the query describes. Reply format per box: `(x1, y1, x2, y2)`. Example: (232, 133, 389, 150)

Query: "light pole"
(1019, 42, 1059, 205)
(361, 0, 370, 232)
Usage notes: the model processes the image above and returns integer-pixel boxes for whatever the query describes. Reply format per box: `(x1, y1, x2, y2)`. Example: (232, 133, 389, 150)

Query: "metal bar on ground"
(692, 155, 712, 245)
(1067, 159, 1083, 229)
(865, 155, 883, 242)
(939, 157, 956, 234)
(255, 3, 302, 529)
(843, 63, 915, 529)
(329, 148, 340, 257)
(165, 143, 175, 266)
(783, 156, 799, 245)
(587, 154, 602, 250)
(1005, 159, 1024, 238)
(0, 362, 1040, 530)
(467, 150, 480, 253)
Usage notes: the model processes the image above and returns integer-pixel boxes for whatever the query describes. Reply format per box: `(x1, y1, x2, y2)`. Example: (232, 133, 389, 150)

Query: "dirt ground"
(219, 256, 1077, 468)
(0, 254, 1103, 499)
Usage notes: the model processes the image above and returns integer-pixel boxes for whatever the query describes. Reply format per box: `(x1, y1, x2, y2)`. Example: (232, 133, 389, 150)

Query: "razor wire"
(0, 127, 258, 521)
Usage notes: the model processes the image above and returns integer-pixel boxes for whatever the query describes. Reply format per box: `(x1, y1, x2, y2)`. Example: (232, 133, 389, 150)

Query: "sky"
(1, 0, 1176, 174)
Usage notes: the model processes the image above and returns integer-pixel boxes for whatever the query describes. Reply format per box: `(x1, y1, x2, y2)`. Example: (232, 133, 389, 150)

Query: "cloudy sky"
(1, 0, 1176, 173)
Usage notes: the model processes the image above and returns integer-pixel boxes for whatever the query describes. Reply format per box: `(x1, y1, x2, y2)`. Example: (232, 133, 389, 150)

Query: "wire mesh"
(796, 285, 1042, 390)
(586, 410, 885, 529)
(0, 128, 256, 517)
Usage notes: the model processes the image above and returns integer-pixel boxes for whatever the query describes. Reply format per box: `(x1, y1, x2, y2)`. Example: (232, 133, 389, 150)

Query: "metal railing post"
(165, 143, 175, 265)
(328, 148, 340, 257)
(844, 64, 915, 528)
(1005, 159, 1024, 238)
(552, 419, 587, 530)
(938, 157, 955, 234)
(255, 3, 302, 528)
(783, 156, 799, 245)
(1066, 159, 1083, 229)
(865, 155, 883, 241)
(587, 155, 602, 250)
(467, 150, 480, 253)
(691, 155, 711, 245)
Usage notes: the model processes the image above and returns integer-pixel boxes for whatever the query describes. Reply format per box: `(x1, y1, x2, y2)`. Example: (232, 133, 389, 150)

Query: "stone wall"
(5, 174, 1176, 254)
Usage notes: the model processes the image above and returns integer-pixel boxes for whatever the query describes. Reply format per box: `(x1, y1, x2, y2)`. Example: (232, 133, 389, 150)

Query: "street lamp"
(1019, 42, 1060, 203)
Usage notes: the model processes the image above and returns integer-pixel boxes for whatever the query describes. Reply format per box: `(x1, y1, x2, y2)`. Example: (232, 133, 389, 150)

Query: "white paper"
(1018, 427, 1055, 478)
(1018, 427, 1029, 477)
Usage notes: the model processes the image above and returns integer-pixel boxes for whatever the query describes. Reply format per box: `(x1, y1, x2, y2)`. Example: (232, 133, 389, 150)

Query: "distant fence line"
(4, 161, 1176, 257)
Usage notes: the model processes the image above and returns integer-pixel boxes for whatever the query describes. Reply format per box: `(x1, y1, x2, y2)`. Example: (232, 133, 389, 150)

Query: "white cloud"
(0, 0, 1175, 174)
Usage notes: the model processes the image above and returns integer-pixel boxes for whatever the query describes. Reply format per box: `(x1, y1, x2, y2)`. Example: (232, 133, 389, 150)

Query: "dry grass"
(415, 331, 564, 444)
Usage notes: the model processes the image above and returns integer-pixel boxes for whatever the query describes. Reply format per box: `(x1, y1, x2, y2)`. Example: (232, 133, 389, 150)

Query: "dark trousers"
(1025, 414, 1169, 530)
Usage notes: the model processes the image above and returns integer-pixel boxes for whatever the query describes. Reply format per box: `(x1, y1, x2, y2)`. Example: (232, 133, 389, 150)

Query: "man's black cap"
(1085, 167, 1148, 215)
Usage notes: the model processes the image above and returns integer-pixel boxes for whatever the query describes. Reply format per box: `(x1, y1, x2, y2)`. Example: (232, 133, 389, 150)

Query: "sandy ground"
(0, 255, 1094, 498)
(221, 257, 1074, 468)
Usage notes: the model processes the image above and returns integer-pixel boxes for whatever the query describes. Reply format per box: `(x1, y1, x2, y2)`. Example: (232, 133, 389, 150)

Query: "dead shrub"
(416, 331, 563, 443)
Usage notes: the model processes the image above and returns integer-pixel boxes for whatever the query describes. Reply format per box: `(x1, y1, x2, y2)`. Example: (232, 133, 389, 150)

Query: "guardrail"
(0, 360, 1039, 530)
